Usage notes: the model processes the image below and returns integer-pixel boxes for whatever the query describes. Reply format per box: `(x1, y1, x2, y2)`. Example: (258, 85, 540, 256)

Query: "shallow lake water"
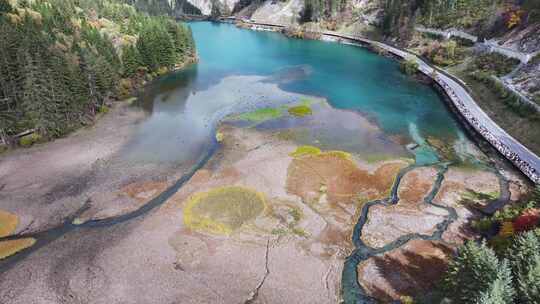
(127, 21, 467, 166)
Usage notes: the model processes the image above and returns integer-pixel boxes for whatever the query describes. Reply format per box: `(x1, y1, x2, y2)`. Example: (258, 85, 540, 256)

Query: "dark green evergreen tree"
(507, 231, 540, 303)
(121, 44, 143, 77)
(442, 240, 515, 303)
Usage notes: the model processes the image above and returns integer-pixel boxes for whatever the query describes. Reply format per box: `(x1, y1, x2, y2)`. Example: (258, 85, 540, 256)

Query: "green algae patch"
(288, 105, 312, 117)
(0, 210, 19, 238)
(290, 145, 322, 158)
(235, 107, 283, 122)
(183, 186, 266, 235)
(0, 238, 36, 260)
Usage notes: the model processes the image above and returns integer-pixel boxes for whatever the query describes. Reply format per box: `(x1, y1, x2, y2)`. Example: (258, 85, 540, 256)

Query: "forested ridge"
(0, 0, 195, 146)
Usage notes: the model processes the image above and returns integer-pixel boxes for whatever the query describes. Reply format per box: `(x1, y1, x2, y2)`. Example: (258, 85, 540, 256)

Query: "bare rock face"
(357, 240, 453, 302)
(249, 0, 305, 26)
(500, 23, 540, 54)
(361, 167, 447, 248)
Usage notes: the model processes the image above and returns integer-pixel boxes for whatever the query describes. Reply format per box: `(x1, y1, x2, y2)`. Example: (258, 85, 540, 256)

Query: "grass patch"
(459, 72, 540, 155)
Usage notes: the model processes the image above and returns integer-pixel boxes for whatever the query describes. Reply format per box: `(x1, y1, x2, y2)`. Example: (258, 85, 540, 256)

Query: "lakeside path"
(338, 34, 540, 185)
(227, 19, 540, 184)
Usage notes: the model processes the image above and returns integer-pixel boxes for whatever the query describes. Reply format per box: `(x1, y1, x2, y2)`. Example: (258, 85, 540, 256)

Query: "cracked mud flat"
(0, 74, 532, 303)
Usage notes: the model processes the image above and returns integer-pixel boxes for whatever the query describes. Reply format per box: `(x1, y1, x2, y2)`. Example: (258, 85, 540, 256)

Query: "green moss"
(18, 133, 41, 147)
(288, 105, 312, 117)
(290, 145, 322, 158)
(235, 107, 283, 122)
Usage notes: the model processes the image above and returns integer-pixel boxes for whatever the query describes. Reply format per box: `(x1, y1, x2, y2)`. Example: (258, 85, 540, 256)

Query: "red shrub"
(513, 209, 540, 232)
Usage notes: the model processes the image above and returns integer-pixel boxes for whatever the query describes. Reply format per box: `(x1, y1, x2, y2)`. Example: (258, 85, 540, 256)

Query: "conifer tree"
(475, 259, 515, 304)
(121, 44, 142, 77)
(443, 240, 515, 303)
(507, 231, 540, 303)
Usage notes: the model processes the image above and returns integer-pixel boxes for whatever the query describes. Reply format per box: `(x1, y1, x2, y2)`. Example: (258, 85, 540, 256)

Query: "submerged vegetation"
(287, 104, 312, 117)
(235, 107, 283, 122)
(0, 0, 195, 146)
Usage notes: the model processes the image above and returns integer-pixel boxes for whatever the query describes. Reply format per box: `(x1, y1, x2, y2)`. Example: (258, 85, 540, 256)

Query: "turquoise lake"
(129, 21, 466, 165)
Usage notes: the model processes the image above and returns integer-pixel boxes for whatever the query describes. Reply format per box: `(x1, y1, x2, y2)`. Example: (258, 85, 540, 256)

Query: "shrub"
(400, 59, 419, 75)
(18, 132, 41, 147)
(473, 53, 520, 77)
(499, 221, 515, 238)
(513, 209, 540, 233)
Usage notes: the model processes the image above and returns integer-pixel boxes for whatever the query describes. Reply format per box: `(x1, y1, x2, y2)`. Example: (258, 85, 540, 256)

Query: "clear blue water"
(129, 21, 464, 165)
(191, 22, 461, 138)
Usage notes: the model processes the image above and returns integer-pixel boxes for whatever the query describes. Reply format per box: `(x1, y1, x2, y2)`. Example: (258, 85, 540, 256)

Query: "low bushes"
(473, 53, 520, 77)
(470, 71, 538, 119)
(399, 59, 419, 75)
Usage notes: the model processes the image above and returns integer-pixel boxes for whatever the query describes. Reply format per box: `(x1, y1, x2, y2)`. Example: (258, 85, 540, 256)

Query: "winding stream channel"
(0, 22, 515, 303)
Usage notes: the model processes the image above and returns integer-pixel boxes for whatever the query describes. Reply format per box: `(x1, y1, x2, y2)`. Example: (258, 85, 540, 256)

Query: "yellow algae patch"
(0, 210, 19, 238)
(215, 131, 224, 142)
(287, 152, 405, 205)
(183, 186, 266, 235)
(288, 105, 312, 117)
(0, 238, 36, 260)
(290, 145, 322, 158)
(290, 146, 351, 160)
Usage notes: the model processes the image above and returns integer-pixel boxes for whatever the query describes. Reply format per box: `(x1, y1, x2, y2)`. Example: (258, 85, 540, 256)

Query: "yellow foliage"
(157, 66, 169, 76)
(0, 238, 36, 260)
(499, 221, 514, 238)
(400, 296, 415, 304)
(507, 11, 522, 29)
(0, 210, 19, 238)
(6, 13, 22, 24)
(16, 8, 42, 25)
